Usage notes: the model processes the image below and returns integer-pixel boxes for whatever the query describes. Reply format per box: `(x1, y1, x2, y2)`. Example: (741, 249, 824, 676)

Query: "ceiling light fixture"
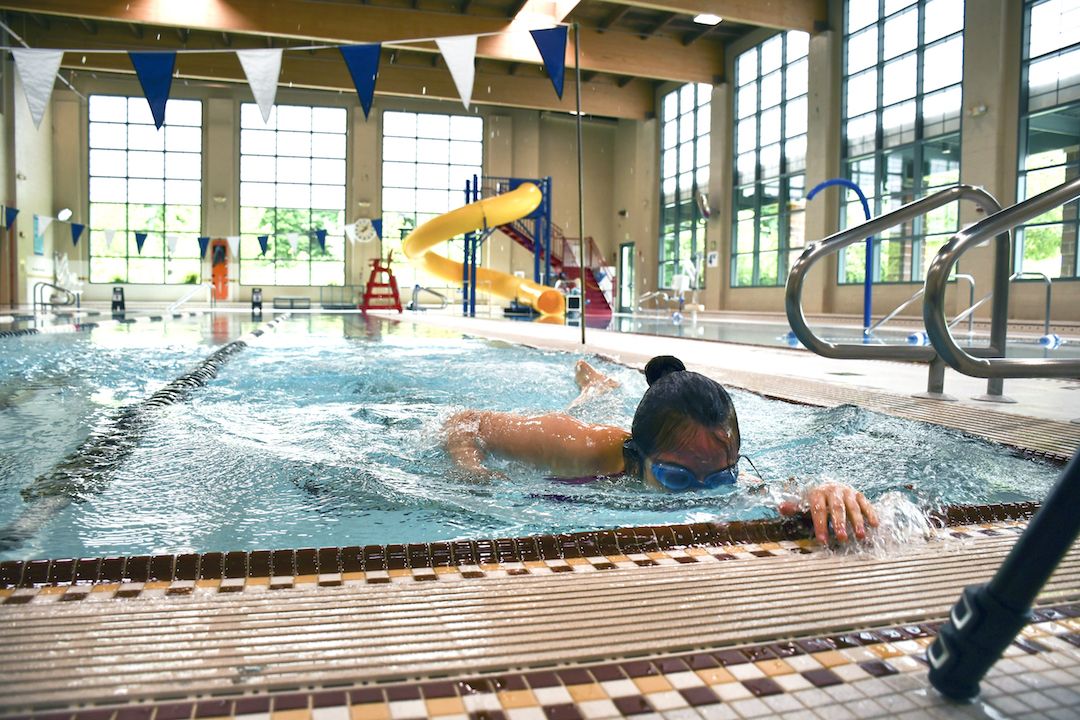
(693, 13, 723, 25)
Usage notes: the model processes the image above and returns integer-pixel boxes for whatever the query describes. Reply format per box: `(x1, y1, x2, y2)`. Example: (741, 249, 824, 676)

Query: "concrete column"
(956, 0, 1022, 319)
(710, 81, 732, 311)
(804, 28, 842, 316)
(351, 107, 379, 287)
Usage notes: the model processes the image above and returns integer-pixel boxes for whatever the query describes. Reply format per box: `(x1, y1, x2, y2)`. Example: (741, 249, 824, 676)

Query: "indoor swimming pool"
(0, 313, 1062, 562)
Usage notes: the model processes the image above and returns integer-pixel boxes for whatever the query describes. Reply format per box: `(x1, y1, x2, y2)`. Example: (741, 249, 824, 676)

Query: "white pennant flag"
(35, 215, 54, 235)
(166, 234, 179, 254)
(287, 233, 299, 254)
(236, 49, 283, 124)
(104, 228, 117, 250)
(226, 235, 240, 257)
(435, 35, 477, 110)
(12, 49, 64, 130)
(343, 222, 358, 244)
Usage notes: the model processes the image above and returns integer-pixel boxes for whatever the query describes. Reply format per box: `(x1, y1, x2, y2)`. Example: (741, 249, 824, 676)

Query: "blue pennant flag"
(135, 231, 148, 254)
(372, 218, 383, 240)
(314, 228, 327, 252)
(257, 235, 269, 256)
(71, 223, 85, 247)
(530, 27, 568, 100)
(3, 206, 18, 228)
(339, 44, 381, 119)
(198, 236, 210, 258)
(129, 51, 177, 129)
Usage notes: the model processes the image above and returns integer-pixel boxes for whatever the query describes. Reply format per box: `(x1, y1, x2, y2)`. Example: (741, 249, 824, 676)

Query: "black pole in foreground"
(927, 447, 1080, 700)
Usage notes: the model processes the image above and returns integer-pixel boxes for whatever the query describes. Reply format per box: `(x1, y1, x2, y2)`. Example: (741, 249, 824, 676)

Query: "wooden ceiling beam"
(0, 0, 722, 83)
(28, 27, 654, 119)
(597, 0, 826, 33)
(597, 6, 631, 32)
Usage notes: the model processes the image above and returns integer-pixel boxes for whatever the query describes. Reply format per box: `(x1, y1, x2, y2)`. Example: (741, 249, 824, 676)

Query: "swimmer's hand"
(778, 481, 879, 545)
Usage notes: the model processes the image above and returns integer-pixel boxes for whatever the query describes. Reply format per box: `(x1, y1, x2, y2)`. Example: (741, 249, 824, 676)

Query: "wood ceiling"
(0, 0, 826, 119)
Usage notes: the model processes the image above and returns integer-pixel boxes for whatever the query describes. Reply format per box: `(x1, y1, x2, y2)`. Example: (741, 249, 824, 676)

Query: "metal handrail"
(867, 274, 976, 336)
(786, 185, 1003, 362)
(1012, 271, 1053, 336)
(636, 291, 671, 311)
(408, 285, 449, 310)
(924, 176, 1080, 379)
(32, 282, 77, 316)
(945, 271, 1052, 334)
(167, 282, 214, 313)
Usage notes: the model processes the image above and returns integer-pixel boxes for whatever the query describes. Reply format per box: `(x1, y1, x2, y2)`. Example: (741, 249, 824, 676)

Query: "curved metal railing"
(785, 185, 1008, 399)
(786, 185, 1003, 362)
(924, 176, 1080, 379)
(167, 282, 214, 313)
(32, 281, 78, 316)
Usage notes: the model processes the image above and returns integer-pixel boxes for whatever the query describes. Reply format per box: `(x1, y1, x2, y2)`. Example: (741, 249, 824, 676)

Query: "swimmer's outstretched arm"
(445, 410, 627, 478)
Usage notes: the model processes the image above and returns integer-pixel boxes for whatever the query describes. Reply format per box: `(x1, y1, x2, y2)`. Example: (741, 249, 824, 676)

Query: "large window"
(239, 103, 347, 286)
(659, 83, 710, 289)
(1016, 0, 1080, 279)
(88, 96, 203, 284)
(381, 111, 484, 288)
(840, 0, 964, 284)
(732, 32, 808, 287)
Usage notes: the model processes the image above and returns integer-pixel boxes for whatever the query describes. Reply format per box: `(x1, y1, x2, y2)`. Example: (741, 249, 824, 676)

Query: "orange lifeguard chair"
(360, 251, 403, 313)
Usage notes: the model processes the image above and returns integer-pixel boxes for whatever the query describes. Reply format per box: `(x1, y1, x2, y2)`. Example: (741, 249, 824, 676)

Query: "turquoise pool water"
(0, 314, 1062, 561)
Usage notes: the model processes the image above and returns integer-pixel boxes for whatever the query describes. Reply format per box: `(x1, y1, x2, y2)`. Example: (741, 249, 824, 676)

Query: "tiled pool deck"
(2, 308, 1078, 718)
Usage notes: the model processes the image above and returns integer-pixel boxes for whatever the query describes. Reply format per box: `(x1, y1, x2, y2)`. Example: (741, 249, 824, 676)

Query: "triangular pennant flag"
(135, 231, 148, 254)
(339, 44, 381, 120)
(35, 215, 54, 235)
(435, 35, 477, 110)
(166, 234, 179, 254)
(236, 49, 283, 124)
(2, 207, 15, 229)
(129, 51, 177, 129)
(287, 233, 299, 254)
(344, 222, 358, 244)
(372, 218, 383, 240)
(104, 228, 116, 249)
(71, 223, 85, 247)
(529, 27, 569, 100)
(226, 235, 240, 257)
(11, 49, 64, 130)
(198, 236, 210, 258)
(315, 228, 327, 252)
(257, 235, 269, 256)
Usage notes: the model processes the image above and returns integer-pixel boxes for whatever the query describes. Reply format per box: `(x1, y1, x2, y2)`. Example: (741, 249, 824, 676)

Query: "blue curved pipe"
(807, 178, 874, 335)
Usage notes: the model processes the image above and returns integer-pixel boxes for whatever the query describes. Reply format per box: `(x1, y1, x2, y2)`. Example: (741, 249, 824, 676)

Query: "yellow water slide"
(402, 182, 565, 316)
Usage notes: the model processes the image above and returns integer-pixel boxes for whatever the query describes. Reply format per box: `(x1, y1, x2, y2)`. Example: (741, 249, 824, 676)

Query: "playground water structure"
(402, 182, 566, 316)
(0, 312, 1063, 562)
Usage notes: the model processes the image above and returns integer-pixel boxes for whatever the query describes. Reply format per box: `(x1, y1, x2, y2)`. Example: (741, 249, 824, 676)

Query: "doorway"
(618, 242, 635, 313)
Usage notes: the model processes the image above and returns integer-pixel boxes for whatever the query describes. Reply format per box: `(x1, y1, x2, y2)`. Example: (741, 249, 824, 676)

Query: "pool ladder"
(786, 177, 1080, 404)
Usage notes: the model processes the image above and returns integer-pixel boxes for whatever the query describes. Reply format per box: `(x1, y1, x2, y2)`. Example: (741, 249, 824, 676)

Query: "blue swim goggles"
(649, 459, 739, 492)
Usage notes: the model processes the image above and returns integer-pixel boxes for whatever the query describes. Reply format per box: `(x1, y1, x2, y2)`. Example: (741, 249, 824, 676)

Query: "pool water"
(0, 314, 1062, 561)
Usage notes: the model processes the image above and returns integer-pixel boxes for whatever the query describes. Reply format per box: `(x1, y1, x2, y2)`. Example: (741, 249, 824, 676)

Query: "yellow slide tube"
(402, 182, 565, 316)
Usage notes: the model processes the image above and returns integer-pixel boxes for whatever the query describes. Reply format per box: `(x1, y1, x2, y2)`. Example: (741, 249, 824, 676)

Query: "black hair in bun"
(644, 355, 686, 386)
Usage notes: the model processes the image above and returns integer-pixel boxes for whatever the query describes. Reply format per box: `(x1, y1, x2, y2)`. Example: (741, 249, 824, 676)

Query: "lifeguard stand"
(360, 251, 403, 313)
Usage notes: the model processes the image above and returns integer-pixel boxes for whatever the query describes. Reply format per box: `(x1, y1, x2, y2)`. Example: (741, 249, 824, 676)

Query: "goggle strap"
(739, 453, 767, 484)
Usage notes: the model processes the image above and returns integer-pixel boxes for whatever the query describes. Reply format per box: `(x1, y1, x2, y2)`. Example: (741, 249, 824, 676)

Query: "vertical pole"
(574, 23, 587, 344)
(986, 229, 1012, 398)
(462, 179, 471, 316)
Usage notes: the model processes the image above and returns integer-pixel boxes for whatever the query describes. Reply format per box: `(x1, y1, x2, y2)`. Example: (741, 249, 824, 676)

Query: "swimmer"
(445, 355, 879, 544)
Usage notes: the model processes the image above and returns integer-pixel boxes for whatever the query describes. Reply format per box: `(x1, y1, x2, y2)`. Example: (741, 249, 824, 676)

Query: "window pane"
(736, 48, 758, 85)
(846, 69, 878, 116)
(882, 54, 918, 104)
(923, 37, 964, 92)
(848, 0, 879, 32)
(847, 27, 878, 74)
(883, 9, 918, 59)
(925, 0, 965, 42)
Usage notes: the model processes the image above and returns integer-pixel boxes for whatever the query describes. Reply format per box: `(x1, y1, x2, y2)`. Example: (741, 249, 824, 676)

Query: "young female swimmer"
(445, 355, 879, 545)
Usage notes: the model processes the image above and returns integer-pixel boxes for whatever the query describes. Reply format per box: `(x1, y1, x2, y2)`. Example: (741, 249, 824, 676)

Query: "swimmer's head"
(626, 356, 741, 491)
